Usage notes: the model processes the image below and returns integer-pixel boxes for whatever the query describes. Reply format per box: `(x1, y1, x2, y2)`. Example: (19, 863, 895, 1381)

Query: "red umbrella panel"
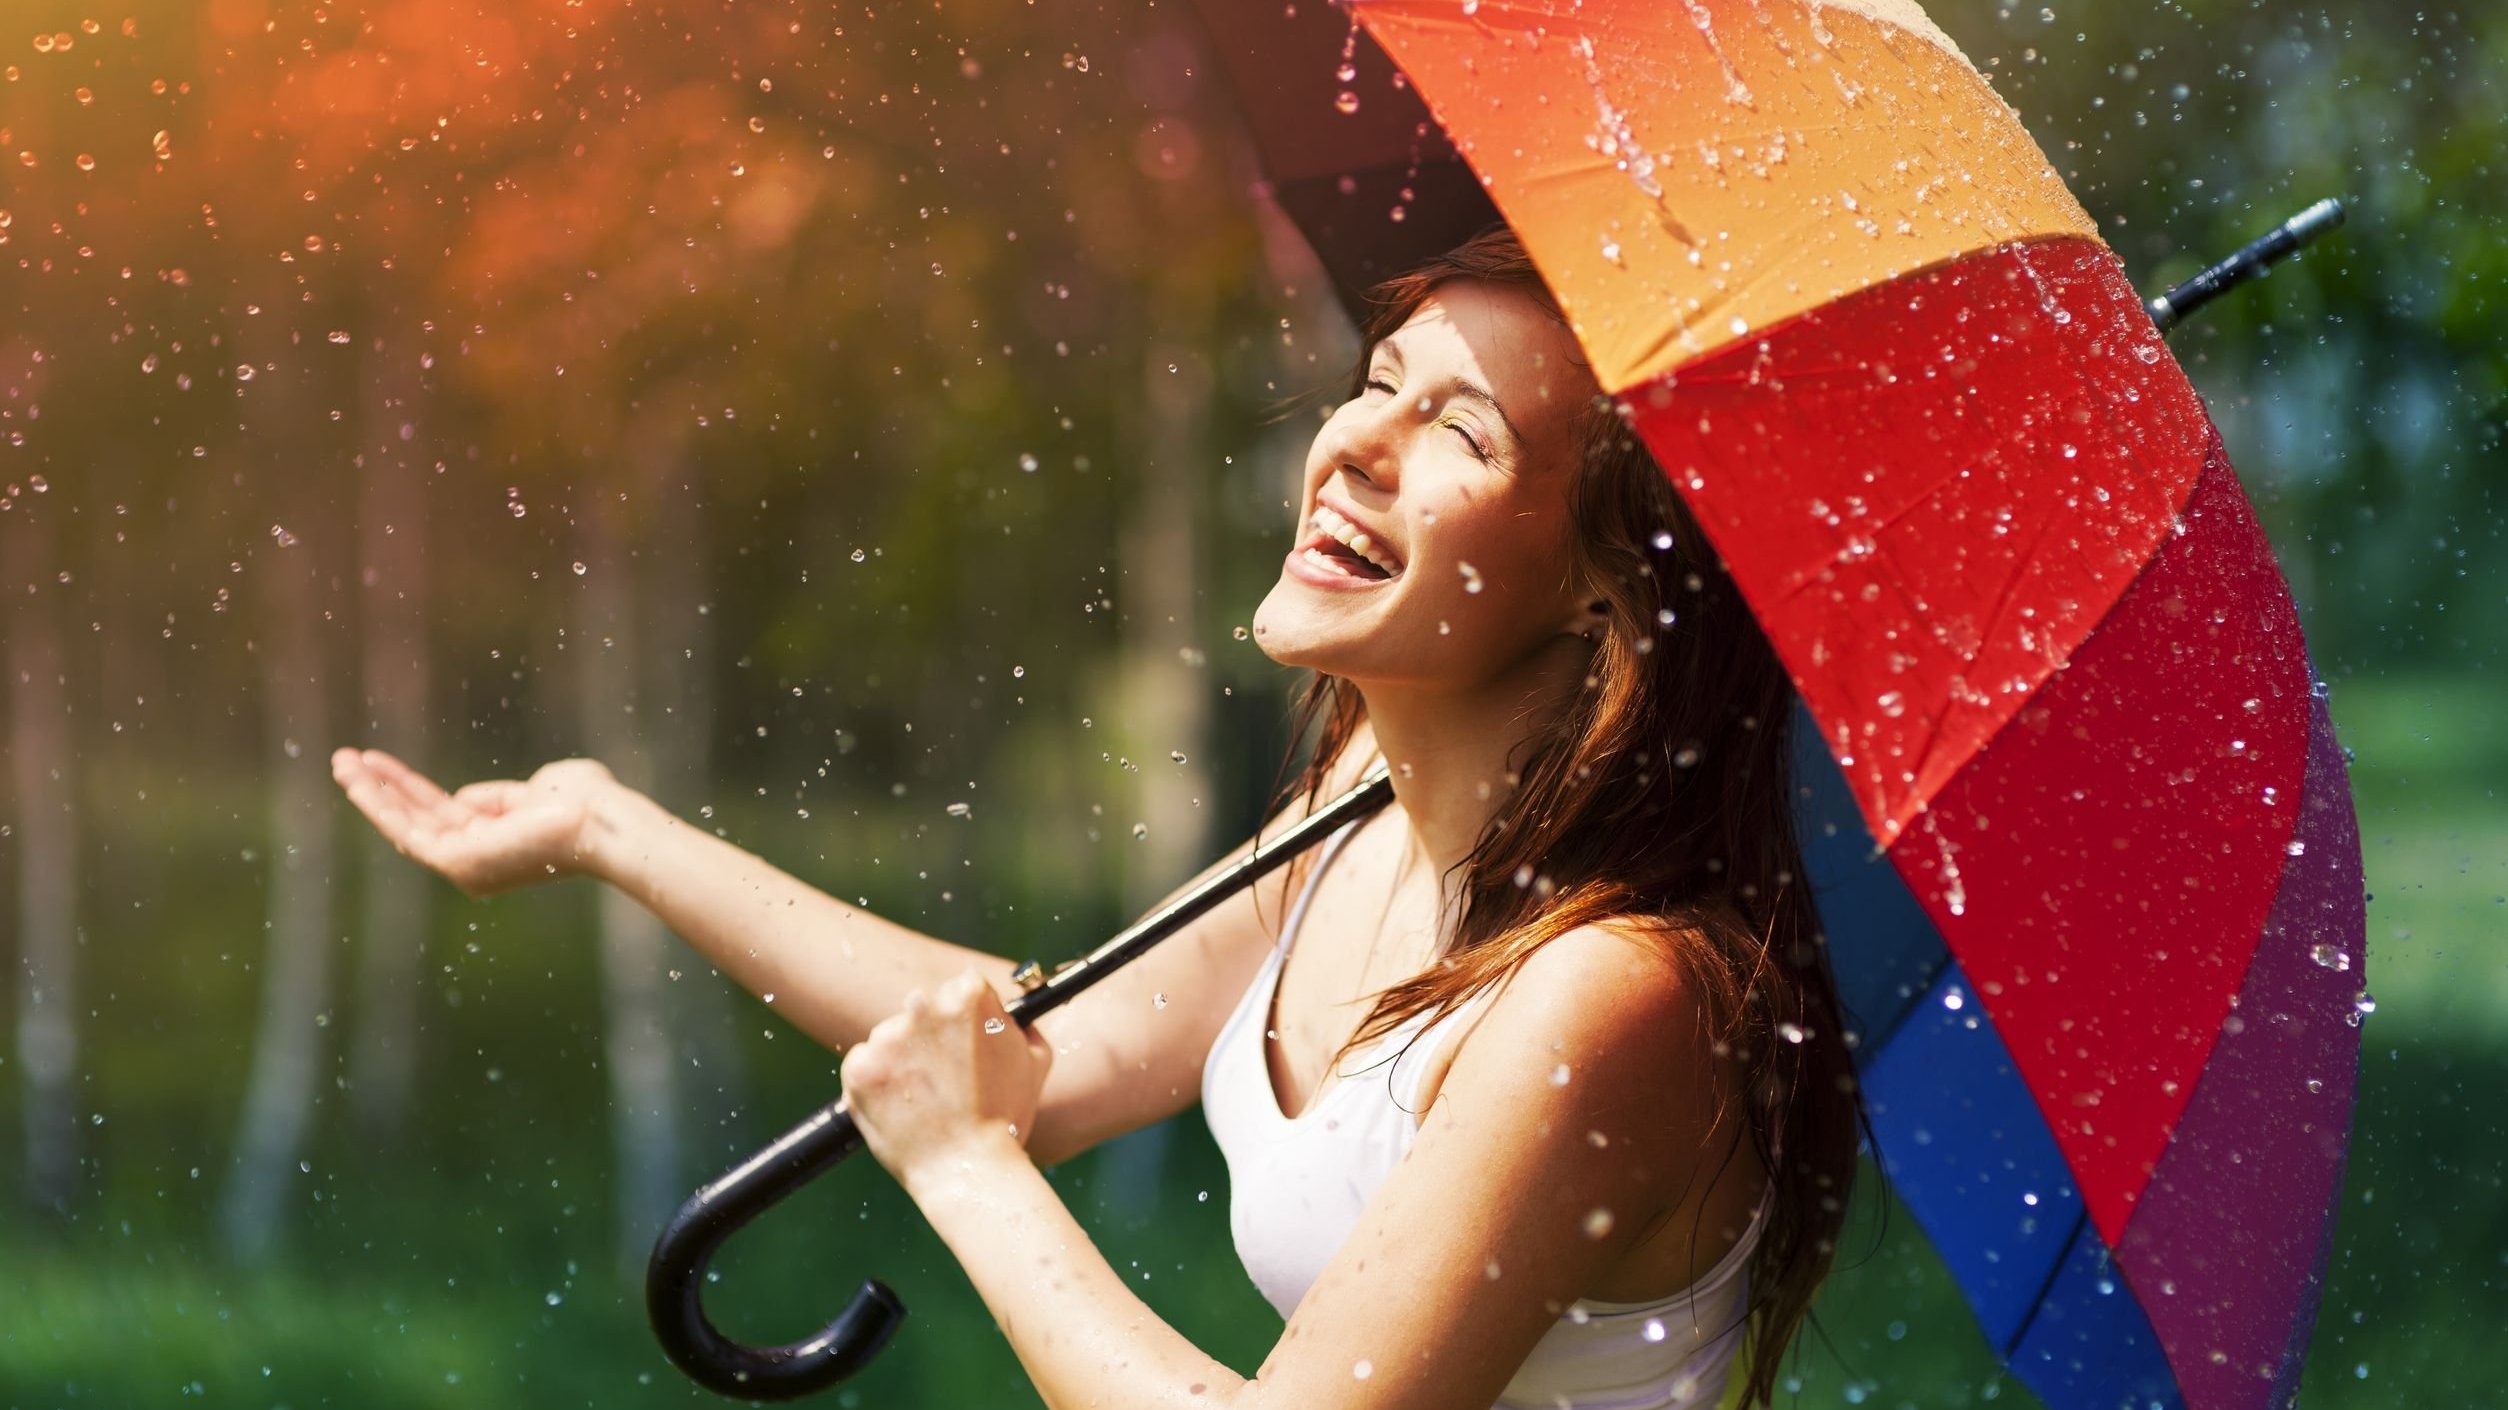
(1187, 2, 2368, 1407)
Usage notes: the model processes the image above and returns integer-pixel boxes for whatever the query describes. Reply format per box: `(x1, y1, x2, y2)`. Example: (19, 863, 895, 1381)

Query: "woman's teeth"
(1311, 506, 1402, 577)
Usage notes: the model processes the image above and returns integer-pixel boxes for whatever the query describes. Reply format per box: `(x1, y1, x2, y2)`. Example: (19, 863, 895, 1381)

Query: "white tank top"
(1201, 817, 1766, 1410)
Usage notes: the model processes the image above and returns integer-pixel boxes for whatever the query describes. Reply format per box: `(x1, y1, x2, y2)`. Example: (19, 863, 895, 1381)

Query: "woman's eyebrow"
(1447, 378, 1526, 450)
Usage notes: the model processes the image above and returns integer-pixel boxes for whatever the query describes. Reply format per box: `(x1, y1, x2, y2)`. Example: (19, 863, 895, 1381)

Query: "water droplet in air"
(1018, 452, 1039, 472)
(1170, 750, 1187, 764)
(545, 1291, 564, 1306)
(850, 548, 868, 562)
(1132, 822, 1149, 840)
(1335, 90, 1360, 114)
(1458, 561, 1483, 593)
(1651, 530, 1675, 550)
(946, 802, 971, 818)
(1233, 625, 1250, 640)
(1153, 992, 1170, 1009)
(571, 561, 588, 576)
(1583, 1207, 1615, 1238)
(1351, 1360, 1374, 1381)
(269, 524, 298, 547)
(1550, 1063, 1572, 1086)
(1643, 1319, 1667, 1343)
(982, 1016, 1006, 1034)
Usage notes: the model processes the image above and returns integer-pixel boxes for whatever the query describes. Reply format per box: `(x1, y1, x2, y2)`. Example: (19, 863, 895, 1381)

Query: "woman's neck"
(1352, 635, 1594, 891)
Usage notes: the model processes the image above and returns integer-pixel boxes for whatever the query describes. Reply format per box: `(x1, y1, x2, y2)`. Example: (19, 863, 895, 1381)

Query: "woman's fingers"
(357, 749, 467, 827)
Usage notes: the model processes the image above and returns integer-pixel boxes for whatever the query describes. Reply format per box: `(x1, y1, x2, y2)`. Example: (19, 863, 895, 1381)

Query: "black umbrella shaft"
(2147, 197, 2345, 333)
(647, 767, 1397, 1399)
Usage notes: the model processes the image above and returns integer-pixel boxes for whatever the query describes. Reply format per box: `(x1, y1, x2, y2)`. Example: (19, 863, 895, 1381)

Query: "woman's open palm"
(332, 748, 616, 897)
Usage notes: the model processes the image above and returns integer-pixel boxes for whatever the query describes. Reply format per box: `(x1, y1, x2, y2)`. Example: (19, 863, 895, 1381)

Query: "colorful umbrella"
(1186, 2, 2366, 1407)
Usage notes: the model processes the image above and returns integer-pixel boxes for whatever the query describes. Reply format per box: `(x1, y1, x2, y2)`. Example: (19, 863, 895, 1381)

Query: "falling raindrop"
(850, 548, 867, 562)
(1643, 1319, 1668, 1343)
(269, 524, 298, 547)
(1582, 1207, 1615, 1238)
(1153, 992, 1170, 1009)
(1132, 822, 1149, 840)
(1232, 625, 1250, 640)
(1351, 1360, 1374, 1382)
(1458, 561, 1484, 593)
(946, 802, 972, 818)
(1651, 530, 1675, 550)
(982, 1017, 1006, 1034)
(1170, 750, 1187, 764)
(1017, 452, 1039, 472)
(1334, 90, 1360, 115)
(571, 561, 588, 576)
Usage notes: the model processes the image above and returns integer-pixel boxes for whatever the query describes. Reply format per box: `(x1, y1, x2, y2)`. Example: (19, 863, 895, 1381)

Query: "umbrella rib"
(1852, 943, 1959, 1055)
(1896, 504, 2074, 806)
(1997, 1205, 2091, 1360)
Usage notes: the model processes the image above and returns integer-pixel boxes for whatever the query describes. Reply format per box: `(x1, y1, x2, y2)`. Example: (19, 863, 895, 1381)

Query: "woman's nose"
(1325, 398, 1402, 491)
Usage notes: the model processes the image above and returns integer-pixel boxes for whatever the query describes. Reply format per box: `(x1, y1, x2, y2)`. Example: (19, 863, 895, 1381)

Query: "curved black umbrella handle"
(647, 765, 1397, 1399)
(647, 1099, 906, 1399)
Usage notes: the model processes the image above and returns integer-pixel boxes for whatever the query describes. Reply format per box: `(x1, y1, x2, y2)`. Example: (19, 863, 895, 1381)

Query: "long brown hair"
(1276, 225, 1863, 1407)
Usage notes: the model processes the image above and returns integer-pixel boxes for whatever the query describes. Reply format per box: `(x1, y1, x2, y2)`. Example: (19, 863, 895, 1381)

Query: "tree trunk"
(575, 493, 683, 1273)
(6, 507, 83, 1216)
(639, 473, 749, 1163)
(348, 340, 433, 1145)
(1100, 323, 1218, 1213)
(221, 512, 338, 1263)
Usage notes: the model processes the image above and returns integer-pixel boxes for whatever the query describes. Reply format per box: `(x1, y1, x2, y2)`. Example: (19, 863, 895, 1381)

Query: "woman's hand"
(332, 747, 620, 897)
(842, 968, 1053, 1191)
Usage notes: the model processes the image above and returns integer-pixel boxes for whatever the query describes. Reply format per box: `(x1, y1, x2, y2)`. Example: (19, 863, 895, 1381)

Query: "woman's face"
(1252, 279, 1600, 690)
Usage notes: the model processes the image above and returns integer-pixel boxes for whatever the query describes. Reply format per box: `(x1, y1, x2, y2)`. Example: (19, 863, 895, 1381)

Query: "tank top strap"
(1277, 812, 1369, 961)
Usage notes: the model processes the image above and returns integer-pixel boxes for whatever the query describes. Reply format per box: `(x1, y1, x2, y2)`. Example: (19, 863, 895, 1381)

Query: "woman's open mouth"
(1291, 505, 1403, 585)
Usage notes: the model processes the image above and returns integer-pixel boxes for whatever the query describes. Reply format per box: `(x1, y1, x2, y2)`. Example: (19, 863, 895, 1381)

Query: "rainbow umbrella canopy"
(1185, 2, 2367, 1407)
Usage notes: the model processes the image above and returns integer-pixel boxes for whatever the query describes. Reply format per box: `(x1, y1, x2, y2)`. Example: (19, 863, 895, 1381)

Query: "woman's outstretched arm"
(333, 737, 1380, 1168)
(843, 924, 1731, 1410)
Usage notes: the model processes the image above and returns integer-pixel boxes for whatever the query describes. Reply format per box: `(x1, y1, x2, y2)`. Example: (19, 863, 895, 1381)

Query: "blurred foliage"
(0, 0, 2499, 1405)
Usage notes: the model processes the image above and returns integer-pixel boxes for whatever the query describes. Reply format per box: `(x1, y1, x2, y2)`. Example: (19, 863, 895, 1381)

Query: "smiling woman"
(333, 224, 1862, 1410)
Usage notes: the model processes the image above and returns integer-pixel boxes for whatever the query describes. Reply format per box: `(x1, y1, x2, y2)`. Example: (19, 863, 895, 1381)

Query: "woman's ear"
(1567, 595, 1612, 642)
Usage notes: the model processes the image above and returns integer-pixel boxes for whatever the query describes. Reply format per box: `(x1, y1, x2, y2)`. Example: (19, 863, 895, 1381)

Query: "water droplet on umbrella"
(2306, 1077, 2324, 1094)
(1600, 238, 1623, 264)
(2309, 944, 2351, 972)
